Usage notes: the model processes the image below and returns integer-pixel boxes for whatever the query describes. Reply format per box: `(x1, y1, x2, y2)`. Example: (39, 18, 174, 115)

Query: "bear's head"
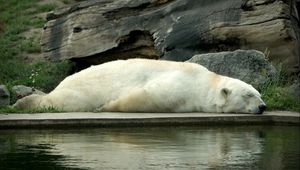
(218, 78, 266, 114)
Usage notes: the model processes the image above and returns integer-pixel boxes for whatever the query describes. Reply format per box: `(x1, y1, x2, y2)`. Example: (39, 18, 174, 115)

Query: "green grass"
(4, 60, 73, 92)
(35, 3, 57, 13)
(260, 66, 300, 112)
(0, 0, 73, 90)
(262, 86, 300, 112)
(0, 0, 73, 112)
(0, 106, 63, 113)
(19, 37, 41, 53)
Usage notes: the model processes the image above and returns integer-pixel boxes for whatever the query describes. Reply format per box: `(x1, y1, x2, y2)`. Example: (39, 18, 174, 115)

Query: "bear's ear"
(221, 88, 231, 99)
(217, 88, 231, 108)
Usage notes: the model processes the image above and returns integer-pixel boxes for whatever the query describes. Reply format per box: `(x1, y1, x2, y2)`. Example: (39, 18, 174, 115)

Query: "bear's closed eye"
(243, 93, 254, 98)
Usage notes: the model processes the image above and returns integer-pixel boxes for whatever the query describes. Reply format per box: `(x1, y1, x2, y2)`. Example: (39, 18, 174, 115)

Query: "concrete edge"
(0, 111, 299, 129)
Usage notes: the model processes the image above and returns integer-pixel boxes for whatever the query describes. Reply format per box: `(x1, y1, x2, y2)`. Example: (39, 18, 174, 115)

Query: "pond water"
(0, 126, 299, 170)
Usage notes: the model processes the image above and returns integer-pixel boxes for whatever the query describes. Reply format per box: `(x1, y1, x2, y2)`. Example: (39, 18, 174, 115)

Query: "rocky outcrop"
(286, 79, 300, 99)
(0, 85, 45, 107)
(0, 85, 10, 107)
(41, 0, 299, 73)
(11, 85, 45, 99)
(187, 50, 277, 88)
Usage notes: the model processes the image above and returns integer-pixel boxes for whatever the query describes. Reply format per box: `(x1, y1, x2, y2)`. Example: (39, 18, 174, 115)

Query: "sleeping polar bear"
(13, 59, 266, 114)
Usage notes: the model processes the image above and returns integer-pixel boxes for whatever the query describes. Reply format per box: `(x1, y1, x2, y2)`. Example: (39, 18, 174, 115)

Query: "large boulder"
(187, 50, 277, 88)
(41, 0, 299, 73)
(12, 85, 45, 99)
(0, 85, 10, 107)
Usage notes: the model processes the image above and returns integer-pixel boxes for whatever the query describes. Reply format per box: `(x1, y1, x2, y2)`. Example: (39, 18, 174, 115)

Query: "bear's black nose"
(258, 104, 266, 114)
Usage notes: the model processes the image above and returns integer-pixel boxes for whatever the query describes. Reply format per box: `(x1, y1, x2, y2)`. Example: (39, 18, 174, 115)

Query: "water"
(0, 126, 299, 170)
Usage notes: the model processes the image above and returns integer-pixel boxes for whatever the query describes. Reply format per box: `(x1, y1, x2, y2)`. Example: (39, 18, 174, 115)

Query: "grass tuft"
(36, 3, 57, 13)
(260, 65, 300, 112)
(0, 106, 63, 114)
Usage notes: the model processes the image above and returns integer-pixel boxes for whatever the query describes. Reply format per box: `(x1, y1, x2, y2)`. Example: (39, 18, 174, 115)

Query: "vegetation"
(0, 0, 299, 113)
(0, 106, 62, 113)
(0, 0, 73, 113)
(260, 65, 300, 112)
(0, 0, 73, 110)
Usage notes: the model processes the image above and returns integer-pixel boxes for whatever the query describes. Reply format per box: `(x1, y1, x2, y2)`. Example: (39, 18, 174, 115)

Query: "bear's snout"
(257, 104, 266, 114)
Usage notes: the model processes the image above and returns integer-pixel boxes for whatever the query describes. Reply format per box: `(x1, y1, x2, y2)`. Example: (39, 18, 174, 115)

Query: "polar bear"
(13, 59, 266, 114)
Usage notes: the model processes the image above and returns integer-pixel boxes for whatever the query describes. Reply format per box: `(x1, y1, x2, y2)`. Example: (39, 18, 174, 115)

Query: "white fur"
(13, 59, 265, 113)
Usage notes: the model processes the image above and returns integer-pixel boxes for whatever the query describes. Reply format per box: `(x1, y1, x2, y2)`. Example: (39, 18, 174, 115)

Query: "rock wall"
(41, 0, 300, 73)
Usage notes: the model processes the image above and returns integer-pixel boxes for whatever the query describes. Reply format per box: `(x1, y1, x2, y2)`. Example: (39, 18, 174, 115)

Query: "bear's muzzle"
(257, 104, 266, 114)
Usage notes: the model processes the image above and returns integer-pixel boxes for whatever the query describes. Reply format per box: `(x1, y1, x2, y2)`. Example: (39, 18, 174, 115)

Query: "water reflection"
(0, 126, 299, 170)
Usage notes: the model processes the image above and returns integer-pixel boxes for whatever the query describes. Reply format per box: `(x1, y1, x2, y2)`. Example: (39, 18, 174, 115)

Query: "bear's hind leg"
(98, 89, 159, 112)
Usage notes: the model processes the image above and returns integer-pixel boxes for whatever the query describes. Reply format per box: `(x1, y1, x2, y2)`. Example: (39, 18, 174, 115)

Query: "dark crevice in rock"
(198, 37, 242, 53)
(73, 26, 83, 33)
(46, 3, 84, 21)
(199, 17, 292, 37)
(103, 0, 175, 20)
(296, 0, 300, 26)
(241, 0, 255, 11)
(103, 3, 151, 20)
(72, 30, 159, 70)
(115, 30, 155, 51)
(254, 0, 276, 6)
(241, 0, 277, 11)
(233, 16, 290, 26)
(46, 0, 112, 21)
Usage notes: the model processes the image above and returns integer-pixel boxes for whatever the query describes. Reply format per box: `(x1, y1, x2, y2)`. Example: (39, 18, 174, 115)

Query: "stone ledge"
(0, 111, 299, 129)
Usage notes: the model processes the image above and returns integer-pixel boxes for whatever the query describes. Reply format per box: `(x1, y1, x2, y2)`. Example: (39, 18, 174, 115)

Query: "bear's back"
(59, 59, 207, 85)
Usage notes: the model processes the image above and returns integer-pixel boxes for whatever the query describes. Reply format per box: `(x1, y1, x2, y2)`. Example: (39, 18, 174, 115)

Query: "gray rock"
(12, 85, 45, 99)
(41, 0, 299, 73)
(187, 50, 277, 88)
(0, 85, 10, 107)
(286, 80, 300, 100)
